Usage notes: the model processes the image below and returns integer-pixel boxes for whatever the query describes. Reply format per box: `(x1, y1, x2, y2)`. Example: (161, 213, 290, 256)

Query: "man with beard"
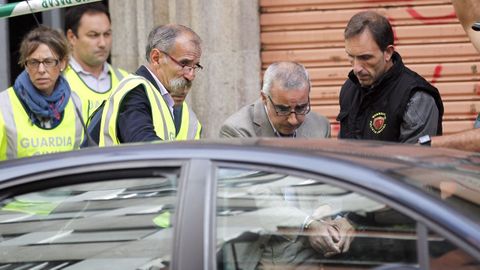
(95, 24, 202, 146)
(219, 61, 330, 138)
(337, 11, 443, 143)
(63, 3, 129, 118)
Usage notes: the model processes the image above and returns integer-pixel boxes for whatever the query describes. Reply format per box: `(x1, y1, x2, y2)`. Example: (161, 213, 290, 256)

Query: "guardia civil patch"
(370, 112, 387, 134)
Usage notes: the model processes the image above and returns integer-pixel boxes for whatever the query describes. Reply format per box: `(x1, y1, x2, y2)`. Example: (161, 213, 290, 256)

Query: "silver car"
(0, 139, 478, 270)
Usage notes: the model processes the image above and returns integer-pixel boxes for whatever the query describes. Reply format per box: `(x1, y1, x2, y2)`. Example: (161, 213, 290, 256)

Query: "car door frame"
(203, 153, 480, 270)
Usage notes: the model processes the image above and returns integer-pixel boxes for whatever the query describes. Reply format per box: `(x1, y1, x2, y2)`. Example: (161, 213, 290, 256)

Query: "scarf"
(13, 70, 71, 126)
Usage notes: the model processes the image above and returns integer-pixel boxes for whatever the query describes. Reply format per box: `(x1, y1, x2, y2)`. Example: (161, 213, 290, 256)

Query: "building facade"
(0, 0, 478, 138)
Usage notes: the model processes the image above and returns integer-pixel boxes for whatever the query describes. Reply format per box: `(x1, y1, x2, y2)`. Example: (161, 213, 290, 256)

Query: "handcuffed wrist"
(302, 216, 315, 231)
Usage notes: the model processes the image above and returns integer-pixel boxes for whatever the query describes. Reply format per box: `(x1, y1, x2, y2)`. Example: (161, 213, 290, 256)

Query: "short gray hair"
(261, 62, 310, 95)
(145, 24, 202, 62)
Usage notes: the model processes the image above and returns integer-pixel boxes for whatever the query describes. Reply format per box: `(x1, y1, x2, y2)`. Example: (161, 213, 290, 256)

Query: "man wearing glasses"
(218, 64, 353, 267)
(219, 61, 330, 138)
(96, 24, 202, 146)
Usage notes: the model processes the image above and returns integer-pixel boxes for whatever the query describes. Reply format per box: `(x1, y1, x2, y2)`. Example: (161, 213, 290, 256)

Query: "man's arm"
(452, 0, 480, 53)
(249, 184, 352, 257)
(399, 91, 439, 143)
(117, 86, 161, 143)
(428, 1, 480, 152)
(432, 128, 480, 152)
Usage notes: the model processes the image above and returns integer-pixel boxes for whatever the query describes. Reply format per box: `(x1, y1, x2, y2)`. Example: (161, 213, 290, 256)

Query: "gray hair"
(261, 62, 310, 95)
(145, 24, 202, 62)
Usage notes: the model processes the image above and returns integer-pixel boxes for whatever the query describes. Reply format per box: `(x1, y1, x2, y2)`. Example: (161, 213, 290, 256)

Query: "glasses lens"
(26, 59, 58, 69)
(183, 66, 193, 73)
(43, 59, 58, 68)
(183, 65, 202, 74)
(276, 107, 292, 116)
(269, 95, 310, 116)
(26, 60, 40, 68)
(294, 104, 310, 115)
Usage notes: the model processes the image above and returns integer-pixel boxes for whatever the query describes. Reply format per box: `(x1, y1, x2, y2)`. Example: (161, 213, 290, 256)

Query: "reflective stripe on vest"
(0, 90, 17, 159)
(70, 91, 87, 149)
(176, 102, 201, 140)
(0, 88, 84, 159)
(64, 64, 128, 117)
(99, 75, 176, 146)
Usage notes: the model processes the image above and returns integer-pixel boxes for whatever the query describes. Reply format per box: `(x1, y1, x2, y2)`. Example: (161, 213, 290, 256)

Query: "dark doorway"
(7, 0, 109, 85)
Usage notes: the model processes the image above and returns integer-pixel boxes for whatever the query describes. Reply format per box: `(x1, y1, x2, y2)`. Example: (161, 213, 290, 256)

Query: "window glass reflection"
(216, 167, 419, 269)
(429, 231, 480, 270)
(0, 169, 178, 270)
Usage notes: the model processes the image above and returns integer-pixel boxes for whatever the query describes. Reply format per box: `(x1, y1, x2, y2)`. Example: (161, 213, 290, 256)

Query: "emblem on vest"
(370, 112, 387, 134)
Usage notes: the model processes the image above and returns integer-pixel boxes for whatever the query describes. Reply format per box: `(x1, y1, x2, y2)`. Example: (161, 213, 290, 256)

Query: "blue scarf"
(13, 70, 71, 126)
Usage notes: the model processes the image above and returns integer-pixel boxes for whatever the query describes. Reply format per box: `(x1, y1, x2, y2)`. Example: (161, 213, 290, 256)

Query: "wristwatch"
(418, 135, 432, 146)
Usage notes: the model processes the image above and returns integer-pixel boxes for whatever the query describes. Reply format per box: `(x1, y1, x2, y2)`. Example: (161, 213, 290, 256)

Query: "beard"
(169, 77, 192, 96)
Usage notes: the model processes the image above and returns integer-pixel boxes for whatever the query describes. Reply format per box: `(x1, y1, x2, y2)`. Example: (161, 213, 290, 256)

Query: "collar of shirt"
(69, 57, 109, 79)
(144, 65, 175, 116)
(69, 58, 111, 93)
(263, 105, 296, 138)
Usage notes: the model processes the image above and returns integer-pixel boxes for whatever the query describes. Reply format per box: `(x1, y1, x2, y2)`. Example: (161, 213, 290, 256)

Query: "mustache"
(355, 70, 370, 77)
(170, 77, 192, 91)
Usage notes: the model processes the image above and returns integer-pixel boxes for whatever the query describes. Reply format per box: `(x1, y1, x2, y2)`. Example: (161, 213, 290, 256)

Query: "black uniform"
(337, 52, 443, 142)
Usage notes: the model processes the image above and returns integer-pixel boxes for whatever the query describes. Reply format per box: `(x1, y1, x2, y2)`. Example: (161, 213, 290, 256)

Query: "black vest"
(337, 52, 444, 141)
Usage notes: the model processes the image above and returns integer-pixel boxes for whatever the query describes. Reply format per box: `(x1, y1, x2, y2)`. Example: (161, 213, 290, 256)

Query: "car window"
(0, 168, 179, 269)
(429, 231, 479, 270)
(215, 167, 478, 270)
(388, 166, 480, 223)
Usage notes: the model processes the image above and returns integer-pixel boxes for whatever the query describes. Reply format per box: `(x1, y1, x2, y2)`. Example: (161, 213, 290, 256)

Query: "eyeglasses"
(267, 95, 310, 116)
(25, 58, 59, 70)
(160, 50, 203, 74)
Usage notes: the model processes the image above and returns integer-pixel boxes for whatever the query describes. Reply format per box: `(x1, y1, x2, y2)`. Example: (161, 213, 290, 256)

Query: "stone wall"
(109, 0, 261, 138)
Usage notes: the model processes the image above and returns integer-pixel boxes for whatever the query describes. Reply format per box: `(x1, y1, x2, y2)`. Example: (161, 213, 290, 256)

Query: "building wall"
(109, 0, 261, 139)
(3, 1, 474, 139)
(0, 0, 260, 139)
(260, 0, 480, 136)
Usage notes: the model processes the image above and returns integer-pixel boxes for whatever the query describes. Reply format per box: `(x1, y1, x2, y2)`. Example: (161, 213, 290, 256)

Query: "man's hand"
(306, 218, 355, 257)
(330, 217, 354, 253)
(306, 220, 341, 257)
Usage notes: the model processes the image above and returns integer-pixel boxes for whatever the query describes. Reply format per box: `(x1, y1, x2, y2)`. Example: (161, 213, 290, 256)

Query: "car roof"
(0, 138, 478, 182)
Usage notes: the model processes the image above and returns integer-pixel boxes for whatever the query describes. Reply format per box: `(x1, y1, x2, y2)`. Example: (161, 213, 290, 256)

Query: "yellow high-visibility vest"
(176, 102, 201, 140)
(99, 75, 176, 146)
(0, 87, 86, 160)
(63, 64, 129, 117)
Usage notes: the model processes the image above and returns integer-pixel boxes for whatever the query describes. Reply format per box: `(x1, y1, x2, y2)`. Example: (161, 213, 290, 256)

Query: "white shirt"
(144, 65, 174, 117)
(69, 58, 111, 93)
